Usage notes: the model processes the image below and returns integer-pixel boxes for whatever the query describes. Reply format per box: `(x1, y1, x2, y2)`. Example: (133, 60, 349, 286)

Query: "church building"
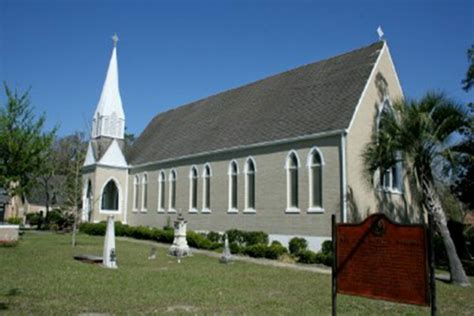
(82, 37, 416, 251)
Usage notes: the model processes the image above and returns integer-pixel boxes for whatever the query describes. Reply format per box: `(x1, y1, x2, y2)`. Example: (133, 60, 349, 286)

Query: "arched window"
(141, 173, 148, 211)
(169, 169, 177, 212)
(101, 180, 119, 211)
(202, 164, 211, 212)
(133, 175, 140, 211)
(228, 160, 239, 212)
(285, 151, 300, 212)
(377, 99, 403, 193)
(244, 157, 256, 212)
(189, 166, 198, 212)
(158, 171, 166, 212)
(308, 148, 324, 212)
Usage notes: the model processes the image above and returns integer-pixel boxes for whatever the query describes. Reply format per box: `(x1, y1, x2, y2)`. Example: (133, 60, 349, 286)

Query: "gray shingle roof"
(129, 41, 384, 166)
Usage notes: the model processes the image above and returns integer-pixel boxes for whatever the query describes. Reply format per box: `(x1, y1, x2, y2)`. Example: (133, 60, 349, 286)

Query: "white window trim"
(141, 173, 148, 213)
(307, 147, 325, 214)
(132, 175, 139, 213)
(244, 156, 257, 214)
(168, 169, 177, 213)
(202, 163, 212, 214)
(227, 160, 239, 213)
(243, 208, 256, 214)
(99, 176, 122, 214)
(189, 165, 199, 213)
(157, 171, 166, 213)
(285, 150, 301, 214)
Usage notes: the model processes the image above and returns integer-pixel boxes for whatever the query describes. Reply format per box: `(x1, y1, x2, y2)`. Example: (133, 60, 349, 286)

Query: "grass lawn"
(0, 232, 473, 315)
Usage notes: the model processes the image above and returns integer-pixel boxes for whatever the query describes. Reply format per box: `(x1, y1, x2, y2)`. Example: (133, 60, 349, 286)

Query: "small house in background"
(0, 176, 67, 224)
(24, 175, 67, 217)
(0, 188, 25, 223)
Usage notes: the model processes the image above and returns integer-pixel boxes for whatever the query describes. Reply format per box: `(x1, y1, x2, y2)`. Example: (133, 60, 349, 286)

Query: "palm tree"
(363, 92, 471, 287)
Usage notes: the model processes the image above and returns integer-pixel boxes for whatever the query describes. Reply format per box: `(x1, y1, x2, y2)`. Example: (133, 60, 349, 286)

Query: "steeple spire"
(91, 34, 125, 139)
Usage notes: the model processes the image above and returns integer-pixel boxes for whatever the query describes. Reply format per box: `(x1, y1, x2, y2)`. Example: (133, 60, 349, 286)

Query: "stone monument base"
(0, 225, 19, 245)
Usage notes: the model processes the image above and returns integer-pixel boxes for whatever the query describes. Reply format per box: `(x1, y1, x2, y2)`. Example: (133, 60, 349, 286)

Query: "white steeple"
(92, 34, 125, 139)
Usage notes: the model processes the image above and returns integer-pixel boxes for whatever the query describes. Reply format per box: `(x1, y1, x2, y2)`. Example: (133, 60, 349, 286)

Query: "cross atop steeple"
(112, 33, 119, 47)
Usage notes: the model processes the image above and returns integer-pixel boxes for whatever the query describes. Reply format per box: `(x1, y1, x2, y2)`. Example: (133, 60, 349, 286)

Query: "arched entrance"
(101, 180, 119, 211)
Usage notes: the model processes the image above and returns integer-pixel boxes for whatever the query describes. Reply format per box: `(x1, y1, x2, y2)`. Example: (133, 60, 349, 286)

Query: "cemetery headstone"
(220, 234, 232, 264)
(148, 246, 157, 260)
(169, 213, 190, 260)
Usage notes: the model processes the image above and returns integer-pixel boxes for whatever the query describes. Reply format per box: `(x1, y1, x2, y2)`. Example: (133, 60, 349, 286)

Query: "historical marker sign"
(336, 214, 430, 306)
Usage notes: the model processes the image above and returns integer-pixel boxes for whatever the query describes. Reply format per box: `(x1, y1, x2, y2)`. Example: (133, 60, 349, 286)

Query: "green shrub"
(207, 231, 222, 243)
(271, 240, 283, 247)
(26, 213, 42, 226)
(186, 231, 221, 250)
(6, 217, 22, 225)
(244, 244, 267, 258)
(245, 231, 269, 246)
(46, 209, 74, 230)
(114, 222, 128, 236)
(226, 229, 268, 247)
(226, 229, 246, 246)
(321, 240, 333, 255)
(187, 231, 211, 249)
(80, 222, 106, 235)
(230, 242, 243, 254)
(297, 250, 317, 264)
(289, 237, 308, 255)
(130, 226, 154, 240)
(265, 243, 288, 259)
(159, 229, 175, 243)
(322, 253, 333, 266)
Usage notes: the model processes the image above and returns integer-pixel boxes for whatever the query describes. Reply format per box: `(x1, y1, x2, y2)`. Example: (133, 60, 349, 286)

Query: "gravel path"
(117, 236, 331, 275)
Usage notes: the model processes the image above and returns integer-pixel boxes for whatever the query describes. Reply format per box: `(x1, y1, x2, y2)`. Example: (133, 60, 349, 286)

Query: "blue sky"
(1, 0, 473, 137)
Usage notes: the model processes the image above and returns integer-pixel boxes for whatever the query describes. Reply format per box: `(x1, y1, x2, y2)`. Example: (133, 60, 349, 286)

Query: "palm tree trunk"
(423, 181, 471, 287)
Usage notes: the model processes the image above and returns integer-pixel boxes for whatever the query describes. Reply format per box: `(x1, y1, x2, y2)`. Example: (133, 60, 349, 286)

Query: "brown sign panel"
(336, 214, 429, 306)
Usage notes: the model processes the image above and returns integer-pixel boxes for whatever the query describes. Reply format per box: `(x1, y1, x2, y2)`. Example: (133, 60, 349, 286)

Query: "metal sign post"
(428, 212, 437, 316)
(331, 214, 337, 316)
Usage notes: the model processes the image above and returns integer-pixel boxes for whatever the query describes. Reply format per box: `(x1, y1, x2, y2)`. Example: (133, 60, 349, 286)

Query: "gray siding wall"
(126, 134, 341, 238)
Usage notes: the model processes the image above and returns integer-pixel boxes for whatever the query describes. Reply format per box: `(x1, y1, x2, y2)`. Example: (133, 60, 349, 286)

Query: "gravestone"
(220, 234, 232, 264)
(169, 213, 190, 260)
(0, 225, 19, 245)
(102, 215, 117, 269)
(148, 246, 157, 260)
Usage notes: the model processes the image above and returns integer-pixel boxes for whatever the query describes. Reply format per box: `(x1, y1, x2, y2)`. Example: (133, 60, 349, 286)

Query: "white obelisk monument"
(103, 215, 117, 269)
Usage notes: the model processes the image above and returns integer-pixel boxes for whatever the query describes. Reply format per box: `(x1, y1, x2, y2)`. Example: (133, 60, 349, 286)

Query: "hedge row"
(229, 240, 288, 260)
(79, 222, 272, 253)
(79, 222, 335, 265)
(293, 239, 333, 266)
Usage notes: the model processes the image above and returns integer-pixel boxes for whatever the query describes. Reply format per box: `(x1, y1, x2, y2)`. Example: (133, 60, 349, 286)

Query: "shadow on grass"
(0, 288, 23, 310)
(6, 288, 22, 297)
